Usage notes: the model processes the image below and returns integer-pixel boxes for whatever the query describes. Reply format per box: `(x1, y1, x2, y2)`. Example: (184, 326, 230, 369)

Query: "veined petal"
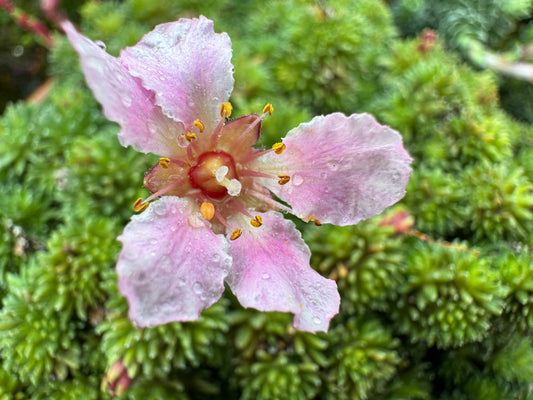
(61, 20, 185, 158)
(226, 211, 339, 332)
(116, 197, 231, 327)
(253, 113, 412, 226)
(120, 16, 234, 132)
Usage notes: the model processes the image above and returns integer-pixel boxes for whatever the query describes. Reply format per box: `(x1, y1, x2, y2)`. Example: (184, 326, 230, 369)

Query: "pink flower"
(62, 17, 412, 332)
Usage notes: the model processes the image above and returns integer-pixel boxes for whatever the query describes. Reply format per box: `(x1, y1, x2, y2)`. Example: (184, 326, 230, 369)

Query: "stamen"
(200, 202, 215, 221)
(158, 157, 170, 169)
(250, 215, 263, 228)
(144, 179, 184, 203)
(215, 166, 229, 183)
(186, 132, 197, 142)
(193, 119, 204, 132)
(230, 229, 242, 240)
(312, 218, 322, 226)
(220, 102, 233, 118)
(272, 142, 286, 154)
(238, 169, 272, 178)
(245, 187, 294, 215)
(278, 175, 290, 185)
(262, 103, 274, 115)
(133, 198, 148, 212)
(227, 179, 242, 196)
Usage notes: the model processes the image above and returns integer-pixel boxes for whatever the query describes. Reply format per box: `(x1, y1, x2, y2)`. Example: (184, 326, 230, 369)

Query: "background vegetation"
(1, 0, 533, 398)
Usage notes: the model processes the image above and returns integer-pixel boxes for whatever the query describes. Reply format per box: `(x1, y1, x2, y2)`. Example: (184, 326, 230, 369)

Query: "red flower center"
(188, 150, 238, 199)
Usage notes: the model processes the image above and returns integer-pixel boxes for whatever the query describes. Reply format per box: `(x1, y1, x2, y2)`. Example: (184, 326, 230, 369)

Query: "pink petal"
(253, 113, 412, 226)
(61, 20, 185, 158)
(120, 16, 234, 132)
(226, 211, 339, 332)
(116, 197, 231, 327)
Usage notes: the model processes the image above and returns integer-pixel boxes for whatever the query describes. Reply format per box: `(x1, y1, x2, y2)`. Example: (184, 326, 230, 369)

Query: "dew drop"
(150, 238, 158, 245)
(327, 161, 339, 171)
(184, 245, 192, 253)
(212, 254, 221, 263)
(313, 316, 322, 325)
(319, 171, 327, 179)
(95, 40, 106, 50)
(152, 201, 167, 216)
(178, 278, 186, 286)
(170, 225, 177, 232)
(146, 120, 158, 134)
(193, 282, 202, 294)
(200, 293, 207, 301)
(261, 273, 270, 280)
(122, 94, 132, 107)
(292, 174, 304, 186)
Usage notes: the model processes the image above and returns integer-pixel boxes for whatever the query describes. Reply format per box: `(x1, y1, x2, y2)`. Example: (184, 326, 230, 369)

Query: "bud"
(102, 360, 134, 397)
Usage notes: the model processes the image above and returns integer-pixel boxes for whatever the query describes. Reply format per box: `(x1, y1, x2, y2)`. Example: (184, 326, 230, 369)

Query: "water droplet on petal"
(152, 201, 167, 216)
(122, 94, 132, 107)
(319, 171, 327, 179)
(146, 120, 158, 134)
(212, 254, 221, 263)
(95, 40, 106, 50)
(261, 273, 270, 280)
(178, 278, 186, 286)
(170, 225, 177, 232)
(193, 282, 202, 294)
(292, 174, 304, 186)
(313, 316, 321, 325)
(327, 161, 339, 171)
(150, 238, 158, 245)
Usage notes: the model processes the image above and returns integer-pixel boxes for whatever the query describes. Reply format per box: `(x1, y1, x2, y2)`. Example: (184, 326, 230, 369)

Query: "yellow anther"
(263, 103, 274, 115)
(230, 229, 242, 240)
(250, 215, 263, 228)
(278, 175, 290, 185)
(312, 218, 322, 226)
(220, 102, 233, 118)
(133, 198, 148, 212)
(272, 142, 286, 154)
(158, 157, 170, 169)
(186, 132, 197, 142)
(200, 202, 215, 221)
(193, 119, 204, 132)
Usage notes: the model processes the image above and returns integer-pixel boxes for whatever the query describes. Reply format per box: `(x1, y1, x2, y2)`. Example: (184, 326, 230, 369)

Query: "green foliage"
(501, 247, 533, 331)
(325, 317, 401, 400)
(0, 269, 82, 386)
(1, 0, 533, 399)
(98, 279, 229, 382)
(306, 216, 406, 314)
(392, 242, 505, 348)
(462, 162, 533, 244)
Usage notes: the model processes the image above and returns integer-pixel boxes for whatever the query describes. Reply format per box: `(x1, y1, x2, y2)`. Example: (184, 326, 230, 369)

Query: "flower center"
(188, 150, 239, 199)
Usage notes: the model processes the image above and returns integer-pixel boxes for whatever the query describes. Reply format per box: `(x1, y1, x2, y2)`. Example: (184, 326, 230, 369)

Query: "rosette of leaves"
(61, 130, 154, 221)
(374, 37, 510, 170)
(237, 350, 322, 400)
(461, 162, 533, 244)
(325, 316, 402, 400)
(438, 332, 533, 399)
(98, 276, 230, 389)
(500, 247, 533, 331)
(392, 242, 505, 348)
(403, 167, 468, 238)
(230, 307, 330, 399)
(0, 268, 81, 386)
(29, 209, 121, 320)
(248, 0, 396, 114)
(305, 216, 406, 314)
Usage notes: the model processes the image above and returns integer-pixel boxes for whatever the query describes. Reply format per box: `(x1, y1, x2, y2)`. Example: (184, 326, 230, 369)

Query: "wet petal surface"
(120, 16, 234, 132)
(226, 211, 340, 332)
(117, 197, 231, 327)
(254, 113, 412, 225)
(61, 21, 184, 158)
